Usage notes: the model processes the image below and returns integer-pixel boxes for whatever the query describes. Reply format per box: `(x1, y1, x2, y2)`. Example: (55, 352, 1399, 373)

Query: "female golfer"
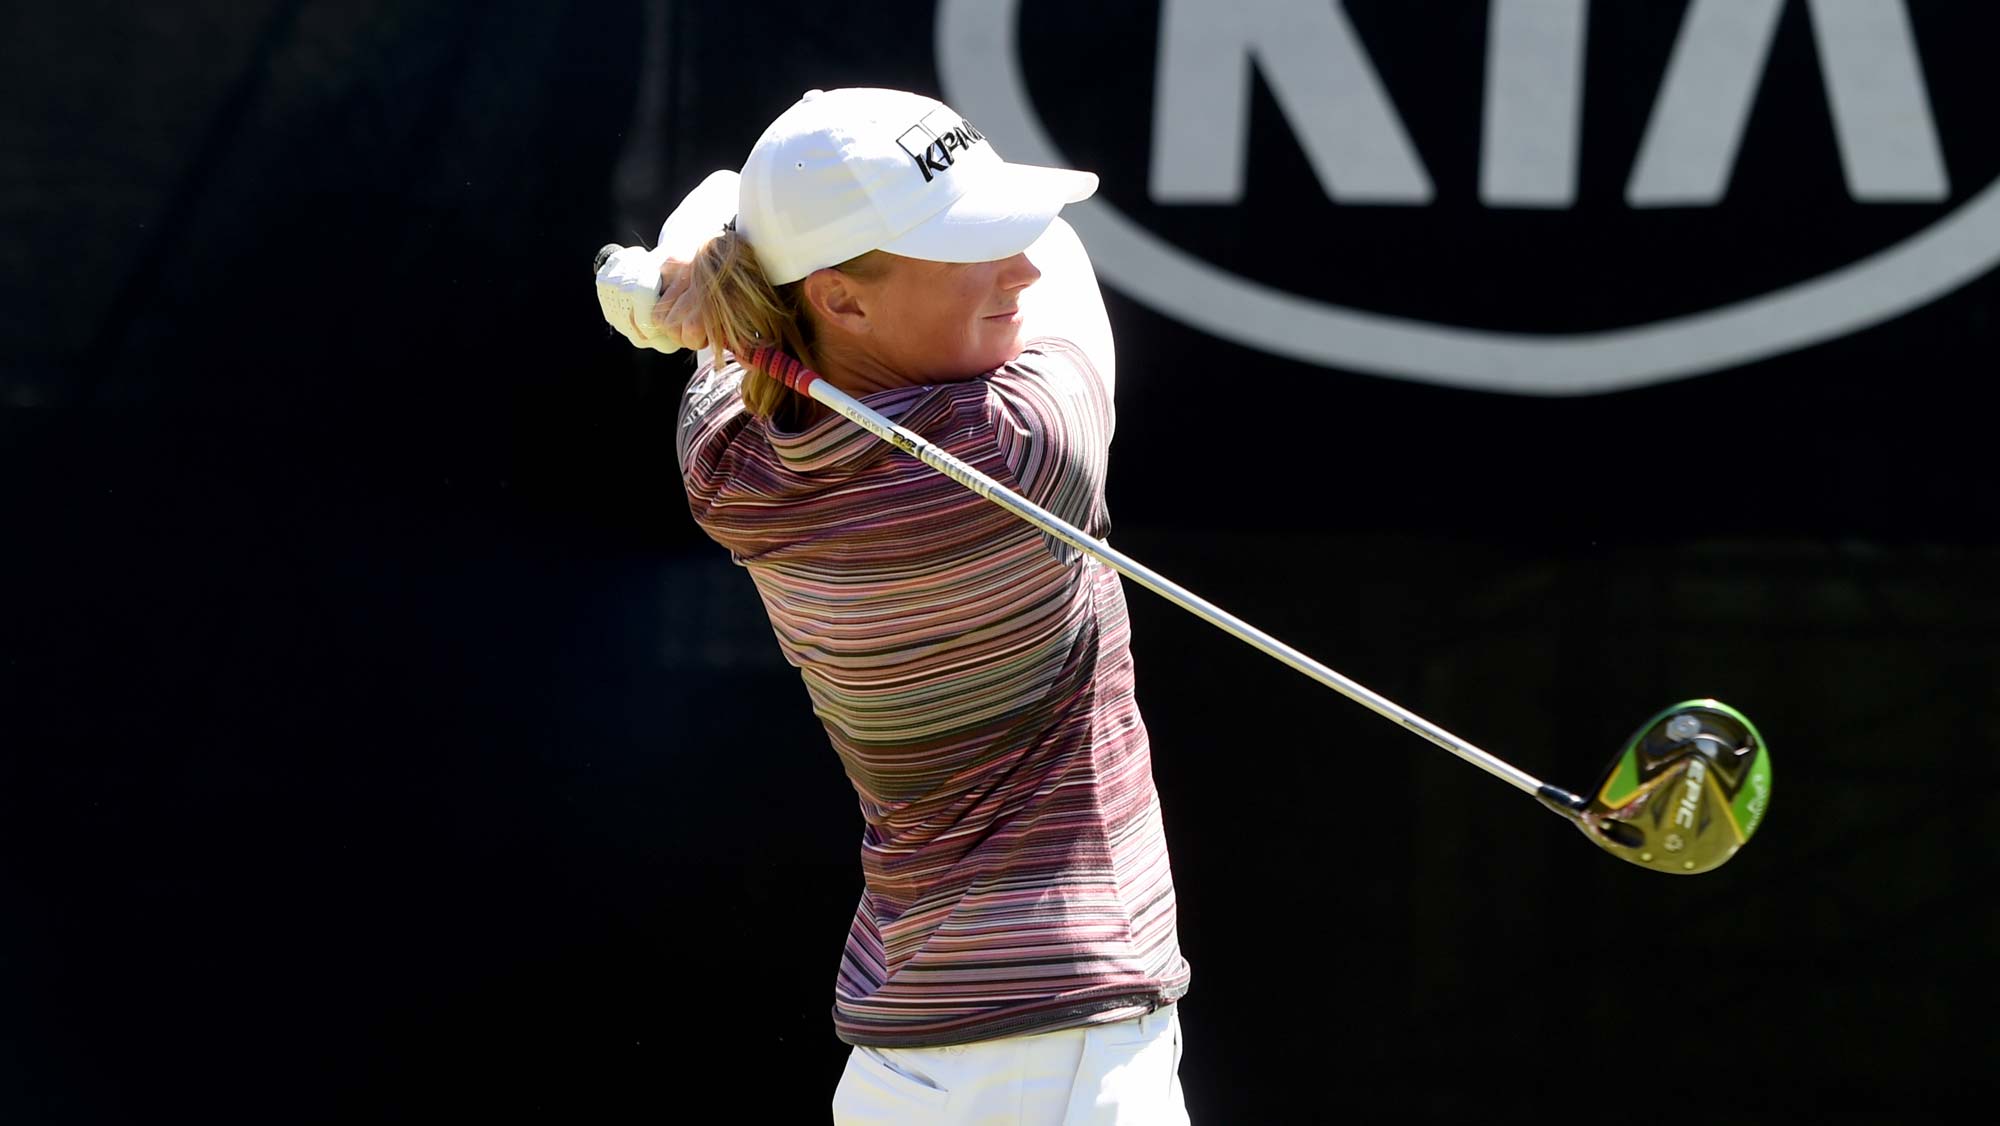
(595, 87, 1191, 1124)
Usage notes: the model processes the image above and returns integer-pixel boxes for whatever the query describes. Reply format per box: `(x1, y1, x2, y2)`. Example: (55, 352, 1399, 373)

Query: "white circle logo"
(937, 0, 2000, 394)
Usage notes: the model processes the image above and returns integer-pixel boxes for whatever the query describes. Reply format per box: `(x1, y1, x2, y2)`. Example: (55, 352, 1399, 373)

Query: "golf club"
(595, 243, 1773, 874)
(743, 344, 1774, 874)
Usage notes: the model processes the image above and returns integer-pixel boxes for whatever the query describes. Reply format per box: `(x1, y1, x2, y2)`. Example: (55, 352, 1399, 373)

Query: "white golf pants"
(831, 1004, 1188, 1125)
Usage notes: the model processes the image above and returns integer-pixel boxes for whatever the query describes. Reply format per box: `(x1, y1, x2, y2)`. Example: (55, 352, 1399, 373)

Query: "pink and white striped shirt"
(677, 318, 1189, 1046)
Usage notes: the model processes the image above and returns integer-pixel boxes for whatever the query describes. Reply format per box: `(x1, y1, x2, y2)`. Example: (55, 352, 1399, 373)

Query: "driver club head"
(1566, 700, 1773, 875)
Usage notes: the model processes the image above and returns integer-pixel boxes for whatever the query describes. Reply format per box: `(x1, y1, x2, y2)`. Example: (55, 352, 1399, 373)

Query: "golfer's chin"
(919, 321, 1028, 383)
(974, 318, 1028, 373)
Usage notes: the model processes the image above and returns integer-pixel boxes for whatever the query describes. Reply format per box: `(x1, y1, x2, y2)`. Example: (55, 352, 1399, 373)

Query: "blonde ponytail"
(687, 231, 889, 421)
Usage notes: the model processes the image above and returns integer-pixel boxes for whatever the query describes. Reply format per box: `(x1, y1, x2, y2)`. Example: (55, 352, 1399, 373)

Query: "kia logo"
(937, 0, 2000, 394)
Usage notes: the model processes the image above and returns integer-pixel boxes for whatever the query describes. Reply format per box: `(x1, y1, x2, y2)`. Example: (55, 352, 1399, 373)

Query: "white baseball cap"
(735, 87, 1099, 285)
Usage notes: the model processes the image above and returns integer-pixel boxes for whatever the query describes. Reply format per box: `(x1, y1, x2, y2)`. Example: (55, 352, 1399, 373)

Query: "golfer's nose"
(1001, 252, 1041, 291)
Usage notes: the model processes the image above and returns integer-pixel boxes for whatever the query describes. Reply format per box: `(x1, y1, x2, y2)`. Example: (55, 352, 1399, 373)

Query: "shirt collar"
(765, 380, 961, 473)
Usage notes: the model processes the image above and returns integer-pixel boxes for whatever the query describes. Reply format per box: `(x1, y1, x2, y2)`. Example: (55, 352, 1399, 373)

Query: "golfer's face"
(869, 252, 1042, 380)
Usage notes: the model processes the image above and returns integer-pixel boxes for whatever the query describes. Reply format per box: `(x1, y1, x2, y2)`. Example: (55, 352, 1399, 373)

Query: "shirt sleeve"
(984, 339, 1116, 563)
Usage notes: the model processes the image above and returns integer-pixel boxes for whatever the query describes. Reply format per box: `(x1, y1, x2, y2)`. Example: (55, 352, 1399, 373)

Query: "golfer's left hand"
(596, 169, 739, 354)
(596, 241, 683, 353)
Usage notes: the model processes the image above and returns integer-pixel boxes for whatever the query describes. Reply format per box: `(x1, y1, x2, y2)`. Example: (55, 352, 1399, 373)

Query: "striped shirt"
(677, 338, 1190, 1048)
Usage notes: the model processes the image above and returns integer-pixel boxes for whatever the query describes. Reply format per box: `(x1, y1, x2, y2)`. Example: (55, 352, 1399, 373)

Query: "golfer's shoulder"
(979, 340, 1115, 474)
(990, 338, 1111, 413)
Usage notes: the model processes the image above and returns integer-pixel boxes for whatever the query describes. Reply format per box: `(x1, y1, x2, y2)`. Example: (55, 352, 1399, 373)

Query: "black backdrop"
(4, 1, 1995, 1122)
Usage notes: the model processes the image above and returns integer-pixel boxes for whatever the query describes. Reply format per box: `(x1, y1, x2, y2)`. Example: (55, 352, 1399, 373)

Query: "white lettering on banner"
(1806, 0, 1950, 201)
(1156, 0, 1947, 210)
(1482, 0, 1589, 208)
(1629, 0, 1948, 206)
(935, 0, 2000, 393)
(1150, 0, 1432, 204)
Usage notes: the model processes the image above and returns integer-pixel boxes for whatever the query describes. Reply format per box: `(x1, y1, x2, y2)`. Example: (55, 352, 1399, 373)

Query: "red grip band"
(745, 346, 818, 393)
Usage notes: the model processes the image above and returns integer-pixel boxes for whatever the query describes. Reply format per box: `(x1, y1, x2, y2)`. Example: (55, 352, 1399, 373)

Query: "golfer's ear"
(802, 269, 871, 335)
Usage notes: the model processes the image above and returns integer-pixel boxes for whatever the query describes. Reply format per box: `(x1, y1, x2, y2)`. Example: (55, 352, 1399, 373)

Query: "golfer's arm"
(1020, 218, 1115, 395)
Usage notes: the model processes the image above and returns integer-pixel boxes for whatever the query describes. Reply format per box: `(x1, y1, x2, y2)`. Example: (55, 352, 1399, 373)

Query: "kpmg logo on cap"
(936, 0, 2000, 394)
(898, 109, 988, 183)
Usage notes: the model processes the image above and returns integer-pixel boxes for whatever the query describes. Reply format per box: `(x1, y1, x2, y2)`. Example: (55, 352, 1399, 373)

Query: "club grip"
(593, 243, 622, 274)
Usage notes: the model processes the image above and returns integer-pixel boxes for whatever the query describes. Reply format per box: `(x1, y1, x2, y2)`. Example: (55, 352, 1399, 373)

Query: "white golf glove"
(595, 169, 740, 354)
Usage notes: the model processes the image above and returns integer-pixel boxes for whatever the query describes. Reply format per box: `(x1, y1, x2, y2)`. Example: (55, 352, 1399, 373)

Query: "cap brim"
(876, 162, 1098, 265)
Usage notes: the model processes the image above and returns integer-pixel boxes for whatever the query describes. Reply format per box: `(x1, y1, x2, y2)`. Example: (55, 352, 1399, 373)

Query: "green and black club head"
(1542, 700, 1772, 874)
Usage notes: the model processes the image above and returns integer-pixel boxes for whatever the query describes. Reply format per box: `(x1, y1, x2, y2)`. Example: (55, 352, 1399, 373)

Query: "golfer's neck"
(808, 339, 920, 399)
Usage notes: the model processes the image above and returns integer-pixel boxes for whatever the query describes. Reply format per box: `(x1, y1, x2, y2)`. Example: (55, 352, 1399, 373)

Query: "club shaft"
(801, 374, 1552, 799)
